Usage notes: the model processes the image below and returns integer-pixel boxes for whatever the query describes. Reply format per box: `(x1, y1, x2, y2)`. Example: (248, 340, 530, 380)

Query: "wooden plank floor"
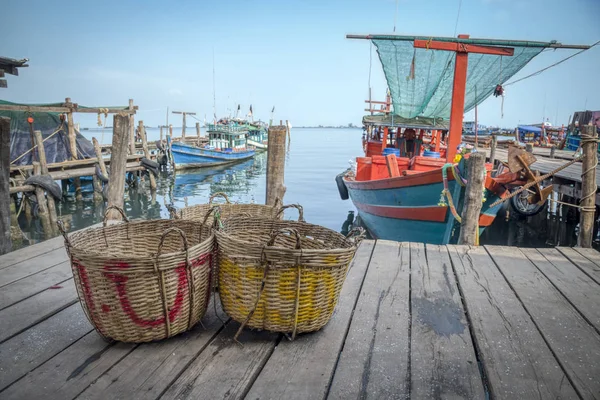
(1, 238, 600, 399)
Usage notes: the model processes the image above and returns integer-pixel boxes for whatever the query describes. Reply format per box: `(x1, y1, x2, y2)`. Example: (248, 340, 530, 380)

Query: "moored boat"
(171, 122, 255, 169)
(338, 33, 581, 244)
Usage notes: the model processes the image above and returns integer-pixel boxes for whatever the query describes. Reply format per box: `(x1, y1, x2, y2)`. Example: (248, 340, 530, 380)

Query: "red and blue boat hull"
(343, 168, 504, 244)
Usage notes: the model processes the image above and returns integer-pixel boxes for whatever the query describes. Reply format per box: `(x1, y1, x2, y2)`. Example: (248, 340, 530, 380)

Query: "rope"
(453, 0, 463, 36)
(10, 122, 65, 165)
(505, 40, 600, 87)
(489, 155, 584, 208)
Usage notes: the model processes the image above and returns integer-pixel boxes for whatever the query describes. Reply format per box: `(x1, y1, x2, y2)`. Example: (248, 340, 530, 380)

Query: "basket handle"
(103, 205, 129, 227)
(157, 227, 189, 258)
(208, 192, 231, 205)
(346, 227, 366, 244)
(56, 219, 70, 246)
(275, 204, 305, 222)
(167, 204, 180, 219)
(267, 228, 302, 250)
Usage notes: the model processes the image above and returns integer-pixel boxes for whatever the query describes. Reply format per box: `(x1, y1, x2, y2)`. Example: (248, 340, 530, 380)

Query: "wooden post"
(0, 117, 11, 254)
(265, 125, 287, 206)
(92, 137, 108, 177)
(128, 99, 135, 155)
(65, 98, 77, 160)
(196, 122, 200, 137)
(168, 125, 175, 170)
(33, 130, 58, 226)
(446, 35, 470, 163)
(92, 175, 103, 203)
(160, 126, 164, 141)
(182, 113, 186, 138)
(33, 162, 53, 238)
(458, 152, 486, 245)
(550, 145, 556, 159)
(106, 114, 130, 221)
(579, 125, 598, 248)
(489, 134, 497, 167)
(139, 120, 157, 190)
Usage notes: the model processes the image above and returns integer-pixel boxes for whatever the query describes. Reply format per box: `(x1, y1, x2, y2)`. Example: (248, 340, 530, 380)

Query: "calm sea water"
(12, 127, 590, 250)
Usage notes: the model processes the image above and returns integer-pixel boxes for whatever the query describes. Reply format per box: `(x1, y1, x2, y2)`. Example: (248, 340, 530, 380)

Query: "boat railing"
(207, 123, 248, 134)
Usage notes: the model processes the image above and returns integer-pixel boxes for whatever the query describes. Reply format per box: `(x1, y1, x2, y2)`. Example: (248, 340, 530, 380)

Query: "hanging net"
(372, 37, 546, 119)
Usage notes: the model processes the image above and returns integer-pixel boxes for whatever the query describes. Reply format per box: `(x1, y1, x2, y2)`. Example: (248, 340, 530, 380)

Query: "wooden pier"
(1, 236, 599, 399)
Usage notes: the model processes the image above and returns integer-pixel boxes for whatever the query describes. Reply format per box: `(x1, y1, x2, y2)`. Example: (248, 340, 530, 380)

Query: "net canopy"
(371, 36, 547, 119)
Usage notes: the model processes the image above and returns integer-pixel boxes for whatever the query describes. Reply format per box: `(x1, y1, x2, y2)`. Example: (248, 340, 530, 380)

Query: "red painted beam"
(414, 39, 514, 56)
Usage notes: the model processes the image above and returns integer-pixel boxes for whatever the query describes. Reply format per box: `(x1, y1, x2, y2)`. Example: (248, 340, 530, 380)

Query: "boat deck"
(1, 237, 600, 399)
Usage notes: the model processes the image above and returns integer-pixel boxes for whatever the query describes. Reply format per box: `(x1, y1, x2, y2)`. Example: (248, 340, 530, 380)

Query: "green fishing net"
(372, 38, 545, 119)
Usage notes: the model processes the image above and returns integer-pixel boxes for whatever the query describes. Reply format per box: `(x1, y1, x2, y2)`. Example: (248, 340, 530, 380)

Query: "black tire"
(335, 171, 349, 200)
(24, 175, 63, 200)
(141, 157, 159, 176)
(509, 187, 546, 216)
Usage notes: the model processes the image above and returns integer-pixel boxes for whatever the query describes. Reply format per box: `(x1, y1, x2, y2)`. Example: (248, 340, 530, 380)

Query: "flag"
(237, 104, 240, 111)
(249, 104, 253, 115)
(271, 106, 275, 113)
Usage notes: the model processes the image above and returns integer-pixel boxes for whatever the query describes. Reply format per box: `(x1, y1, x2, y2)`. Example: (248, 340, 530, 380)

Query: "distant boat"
(171, 122, 255, 170)
(246, 121, 268, 150)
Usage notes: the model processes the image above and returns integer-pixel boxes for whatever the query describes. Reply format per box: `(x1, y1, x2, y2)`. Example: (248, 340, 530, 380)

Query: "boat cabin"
(206, 123, 249, 151)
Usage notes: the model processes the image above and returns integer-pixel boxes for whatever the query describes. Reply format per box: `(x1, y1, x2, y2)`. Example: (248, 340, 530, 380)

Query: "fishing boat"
(337, 33, 587, 244)
(246, 121, 268, 150)
(171, 122, 255, 170)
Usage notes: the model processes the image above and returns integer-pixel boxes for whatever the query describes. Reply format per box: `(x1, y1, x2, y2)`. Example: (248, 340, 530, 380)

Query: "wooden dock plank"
(526, 248, 600, 331)
(0, 279, 78, 343)
(160, 323, 278, 400)
(78, 305, 226, 400)
(448, 245, 578, 399)
(0, 261, 72, 310)
(486, 245, 600, 399)
(0, 235, 64, 270)
(0, 332, 133, 400)
(0, 303, 92, 391)
(556, 247, 600, 285)
(245, 240, 376, 399)
(0, 247, 68, 288)
(573, 247, 600, 269)
(328, 240, 409, 399)
(410, 243, 485, 399)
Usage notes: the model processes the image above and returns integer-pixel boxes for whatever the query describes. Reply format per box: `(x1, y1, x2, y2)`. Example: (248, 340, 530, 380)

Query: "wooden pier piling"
(139, 120, 157, 190)
(32, 162, 53, 238)
(458, 152, 486, 245)
(266, 125, 287, 206)
(128, 99, 135, 155)
(33, 130, 58, 226)
(489, 134, 497, 167)
(106, 114, 130, 220)
(579, 125, 598, 248)
(0, 117, 11, 254)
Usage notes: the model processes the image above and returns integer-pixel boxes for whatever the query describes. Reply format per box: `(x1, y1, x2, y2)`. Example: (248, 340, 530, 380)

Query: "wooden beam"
(0, 104, 136, 114)
(128, 99, 135, 155)
(139, 120, 156, 190)
(265, 126, 287, 205)
(414, 39, 515, 56)
(446, 35, 470, 162)
(33, 130, 58, 226)
(364, 100, 389, 105)
(458, 152, 486, 245)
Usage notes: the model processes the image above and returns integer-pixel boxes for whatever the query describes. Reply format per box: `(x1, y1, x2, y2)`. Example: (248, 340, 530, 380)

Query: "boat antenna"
(212, 48, 216, 124)
(393, 0, 399, 33)
(453, 0, 463, 36)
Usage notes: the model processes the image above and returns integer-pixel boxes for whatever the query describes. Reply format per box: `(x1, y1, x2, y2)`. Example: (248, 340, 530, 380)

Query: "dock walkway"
(1, 237, 600, 399)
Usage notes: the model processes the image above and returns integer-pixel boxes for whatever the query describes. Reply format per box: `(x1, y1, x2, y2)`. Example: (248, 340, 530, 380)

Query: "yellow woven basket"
(215, 212, 361, 340)
(58, 206, 215, 343)
(171, 192, 284, 221)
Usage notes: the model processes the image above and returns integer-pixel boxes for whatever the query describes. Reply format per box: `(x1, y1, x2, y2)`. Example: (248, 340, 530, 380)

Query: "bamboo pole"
(92, 137, 109, 177)
(33, 130, 58, 226)
(106, 114, 130, 221)
(128, 99, 135, 155)
(458, 152, 486, 245)
(32, 162, 53, 238)
(579, 125, 598, 248)
(65, 98, 77, 160)
(0, 117, 11, 254)
(139, 120, 157, 190)
(265, 125, 287, 206)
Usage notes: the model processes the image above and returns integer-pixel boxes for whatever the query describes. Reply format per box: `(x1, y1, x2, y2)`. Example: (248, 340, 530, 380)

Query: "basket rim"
(66, 219, 215, 259)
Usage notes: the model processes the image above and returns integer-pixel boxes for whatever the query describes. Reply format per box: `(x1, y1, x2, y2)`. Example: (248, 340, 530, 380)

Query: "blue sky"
(1, 0, 598, 128)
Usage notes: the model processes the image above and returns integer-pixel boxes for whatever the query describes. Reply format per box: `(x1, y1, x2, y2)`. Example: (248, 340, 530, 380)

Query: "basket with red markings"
(58, 206, 216, 343)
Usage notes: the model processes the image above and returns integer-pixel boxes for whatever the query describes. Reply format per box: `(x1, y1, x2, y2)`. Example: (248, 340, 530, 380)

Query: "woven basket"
(58, 206, 215, 343)
(172, 192, 285, 222)
(215, 211, 361, 340)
